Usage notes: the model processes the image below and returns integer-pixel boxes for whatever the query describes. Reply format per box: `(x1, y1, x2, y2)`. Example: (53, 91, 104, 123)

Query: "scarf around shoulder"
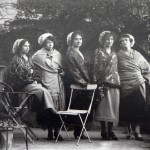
(91, 48, 120, 87)
(32, 48, 64, 73)
(66, 46, 90, 86)
(9, 55, 34, 90)
(117, 49, 150, 97)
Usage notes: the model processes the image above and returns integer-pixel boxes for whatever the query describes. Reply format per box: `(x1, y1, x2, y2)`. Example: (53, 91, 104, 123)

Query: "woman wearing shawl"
(91, 31, 120, 140)
(9, 39, 57, 138)
(118, 34, 150, 141)
(32, 33, 65, 140)
(66, 31, 90, 139)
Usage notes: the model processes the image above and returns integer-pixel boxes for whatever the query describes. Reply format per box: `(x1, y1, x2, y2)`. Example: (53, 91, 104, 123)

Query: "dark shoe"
(81, 133, 88, 139)
(108, 132, 118, 141)
(126, 133, 132, 140)
(47, 129, 54, 140)
(74, 132, 88, 139)
(54, 131, 63, 141)
(101, 132, 110, 140)
(134, 133, 144, 141)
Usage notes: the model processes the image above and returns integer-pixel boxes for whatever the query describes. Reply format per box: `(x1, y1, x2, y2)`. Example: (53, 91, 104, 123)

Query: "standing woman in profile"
(118, 34, 150, 141)
(91, 31, 120, 140)
(66, 31, 90, 139)
(32, 33, 65, 140)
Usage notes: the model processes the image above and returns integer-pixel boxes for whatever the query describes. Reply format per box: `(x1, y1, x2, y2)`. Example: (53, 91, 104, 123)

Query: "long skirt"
(40, 72, 66, 111)
(23, 83, 56, 112)
(120, 85, 148, 122)
(23, 83, 59, 127)
(95, 87, 120, 123)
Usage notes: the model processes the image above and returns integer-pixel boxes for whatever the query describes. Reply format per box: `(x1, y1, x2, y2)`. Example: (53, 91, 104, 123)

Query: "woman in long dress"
(118, 34, 150, 141)
(32, 33, 65, 140)
(66, 31, 90, 139)
(91, 31, 120, 140)
(9, 39, 57, 139)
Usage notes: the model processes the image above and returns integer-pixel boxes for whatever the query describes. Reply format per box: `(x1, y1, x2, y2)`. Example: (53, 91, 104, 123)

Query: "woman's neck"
(123, 46, 131, 52)
(21, 54, 28, 61)
(44, 47, 54, 52)
(72, 46, 80, 51)
(104, 47, 111, 54)
(122, 47, 133, 57)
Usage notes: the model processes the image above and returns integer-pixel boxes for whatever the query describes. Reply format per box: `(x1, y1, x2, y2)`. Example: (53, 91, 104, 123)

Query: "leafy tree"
(1, 0, 150, 64)
(15, 0, 150, 32)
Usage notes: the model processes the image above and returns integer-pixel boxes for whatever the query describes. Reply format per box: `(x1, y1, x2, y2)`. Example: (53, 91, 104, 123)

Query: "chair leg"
(77, 114, 91, 146)
(25, 127, 28, 150)
(55, 114, 70, 142)
(6, 127, 8, 150)
(11, 115, 37, 142)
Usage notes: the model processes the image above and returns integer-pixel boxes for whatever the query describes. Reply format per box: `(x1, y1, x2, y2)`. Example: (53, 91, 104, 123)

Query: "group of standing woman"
(8, 30, 150, 142)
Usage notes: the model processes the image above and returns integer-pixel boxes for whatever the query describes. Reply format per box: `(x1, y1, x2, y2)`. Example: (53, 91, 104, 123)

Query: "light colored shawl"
(118, 49, 150, 97)
(32, 48, 64, 73)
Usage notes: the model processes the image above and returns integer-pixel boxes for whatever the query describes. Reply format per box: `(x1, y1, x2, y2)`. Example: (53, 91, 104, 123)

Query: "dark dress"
(66, 46, 90, 87)
(66, 46, 91, 109)
(117, 49, 150, 122)
(66, 46, 91, 134)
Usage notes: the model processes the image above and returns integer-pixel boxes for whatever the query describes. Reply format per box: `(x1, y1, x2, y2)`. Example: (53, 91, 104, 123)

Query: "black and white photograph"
(0, 0, 150, 149)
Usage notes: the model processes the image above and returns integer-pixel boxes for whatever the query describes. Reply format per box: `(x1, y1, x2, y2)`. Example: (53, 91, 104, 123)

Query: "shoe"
(134, 133, 144, 141)
(54, 131, 63, 141)
(47, 129, 54, 140)
(101, 132, 110, 140)
(108, 132, 118, 141)
(81, 134, 88, 139)
(74, 132, 88, 139)
(126, 133, 132, 140)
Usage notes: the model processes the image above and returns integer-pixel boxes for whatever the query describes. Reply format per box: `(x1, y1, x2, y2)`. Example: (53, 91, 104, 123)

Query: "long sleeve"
(9, 56, 33, 90)
(90, 49, 98, 83)
(66, 48, 90, 86)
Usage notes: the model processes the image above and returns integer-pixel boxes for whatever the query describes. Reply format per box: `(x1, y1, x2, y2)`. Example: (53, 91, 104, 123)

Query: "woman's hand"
(33, 81, 37, 84)
(57, 68, 65, 76)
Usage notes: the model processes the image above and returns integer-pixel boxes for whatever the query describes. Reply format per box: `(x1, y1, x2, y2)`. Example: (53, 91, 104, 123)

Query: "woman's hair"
(119, 34, 135, 47)
(16, 39, 29, 54)
(42, 35, 56, 47)
(119, 34, 133, 43)
(99, 31, 117, 47)
(70, 31, 84, 46)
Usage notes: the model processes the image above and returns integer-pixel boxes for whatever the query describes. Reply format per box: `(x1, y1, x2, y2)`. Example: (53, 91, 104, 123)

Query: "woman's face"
(104, 36, 114, 48)
(120, 37, 131, 49)
(72, 34, 82, 48)
(21, 41, 30, 54)
(44, 39, 54, 51)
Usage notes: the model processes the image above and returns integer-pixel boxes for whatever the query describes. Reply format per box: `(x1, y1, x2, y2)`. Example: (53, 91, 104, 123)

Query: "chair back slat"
(68, 84, 97, 113)
(70, 84, 97, 90)
(67, 88, 73, 110)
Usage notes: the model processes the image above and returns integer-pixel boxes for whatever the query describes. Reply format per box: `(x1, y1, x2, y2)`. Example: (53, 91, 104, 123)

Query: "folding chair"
(55, 84, 97, 145)
(0, 113, 14, 150)
(0, 81, 37, 149)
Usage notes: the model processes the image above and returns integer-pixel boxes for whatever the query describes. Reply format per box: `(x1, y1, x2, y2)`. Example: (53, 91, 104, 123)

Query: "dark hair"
(70, 31, 84, 46)
(101, 32, 117, 46)
(18, 39, 29, 54)
(42, 36, 56, 47)
(119, 34, 133, 43)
